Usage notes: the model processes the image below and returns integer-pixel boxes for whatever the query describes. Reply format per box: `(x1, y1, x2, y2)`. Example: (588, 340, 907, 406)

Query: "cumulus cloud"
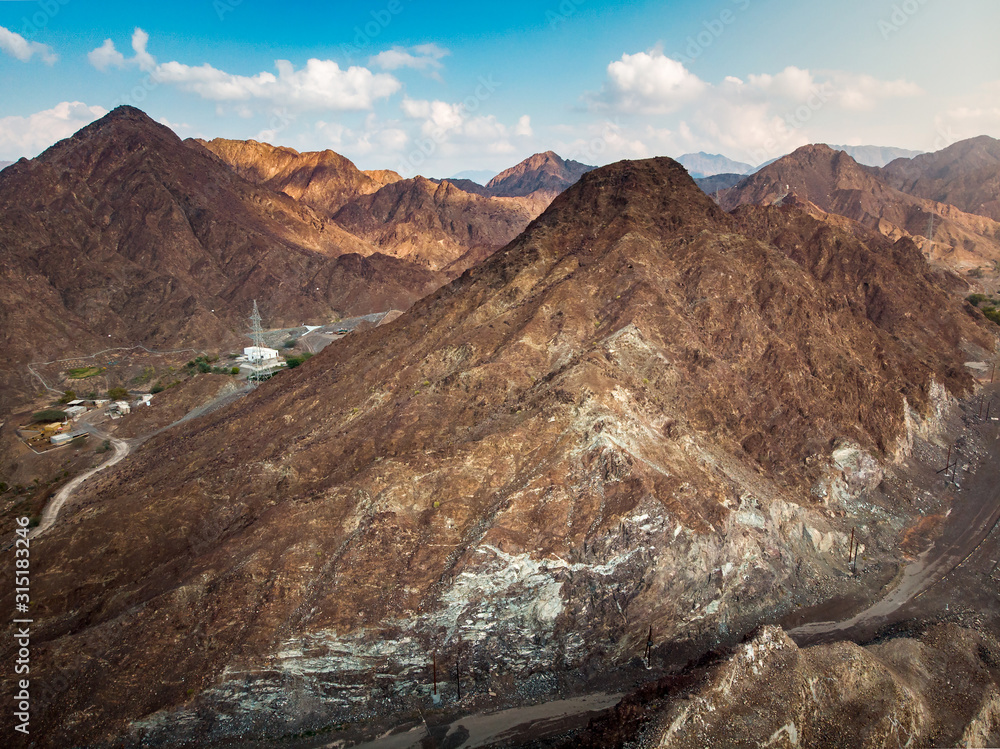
(370, 43, 449, 74)
(593, 50, 705, 113)
(0, 24, 57, 64)
(585, 51, 924, 162)
(89, 28, 401, 112)
(0, 101, 106, 160)
(87, 28, 154, 72)
(396, 95, 534, 174)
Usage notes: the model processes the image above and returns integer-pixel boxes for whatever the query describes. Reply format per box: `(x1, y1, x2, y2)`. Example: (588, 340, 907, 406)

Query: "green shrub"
(283, 338, 298, 349)
(968, 293, 989, 307)
(107, 387, 129, 400)
(231, 366, 240, 375)
(96, 439, 111, 454)
(30, 409, 66, 423)
(197, 361, 211, 374)
(58, 390, 76, 404)
(150, 384, 165, 394)
(67, 367, 102, 379)
(285, 352, 314, 369)
(984, 307, 1000, 325)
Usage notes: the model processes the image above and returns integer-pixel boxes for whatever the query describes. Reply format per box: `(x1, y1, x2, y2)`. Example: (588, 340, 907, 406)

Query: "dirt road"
(29, 428, 129, 539)
(29, 382, 251, 539)
(791, 393, 1000, 645)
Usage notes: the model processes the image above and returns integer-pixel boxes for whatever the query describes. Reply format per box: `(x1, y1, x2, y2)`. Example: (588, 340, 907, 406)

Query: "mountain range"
(0, 109, 593, 412)
(827, 144, 924, 167)
(879, 134, 1000, 222)
(720, 143, 1000, 278)
(5, 152, 994, 746)
(676, 151, 754, 177)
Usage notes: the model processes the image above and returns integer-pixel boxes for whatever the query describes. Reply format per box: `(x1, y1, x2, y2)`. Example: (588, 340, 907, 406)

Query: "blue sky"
(1, 0, 998, 176)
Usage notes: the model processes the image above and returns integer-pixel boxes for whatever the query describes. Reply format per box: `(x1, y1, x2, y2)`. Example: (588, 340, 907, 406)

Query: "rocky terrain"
(880, 135, 1000, 222)
(694, 173, 744, 195)
(572, 623, 1000, 748)
(0, 108, 446, 413)
(720, 143, 1000, 279)
(486, 150, 595, 197)
(196, 138, 402, 214)
(2, 154, 996, 747)
(333, 175, 551, 272)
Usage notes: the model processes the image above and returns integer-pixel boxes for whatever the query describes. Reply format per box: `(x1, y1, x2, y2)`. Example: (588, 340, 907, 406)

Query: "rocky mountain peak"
(486, 150, 596, 197)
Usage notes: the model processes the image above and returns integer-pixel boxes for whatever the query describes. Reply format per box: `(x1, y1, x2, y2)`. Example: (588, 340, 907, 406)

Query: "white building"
(64, 405, 87, 419)
(112, 400, 131, 415)
(243, 346, 279, 363)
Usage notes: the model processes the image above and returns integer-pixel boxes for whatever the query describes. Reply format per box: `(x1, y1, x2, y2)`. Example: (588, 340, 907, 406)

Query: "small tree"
(58, 390, 76, 404)
(107, 387, 129, 400)
(31, 409, 66, 423)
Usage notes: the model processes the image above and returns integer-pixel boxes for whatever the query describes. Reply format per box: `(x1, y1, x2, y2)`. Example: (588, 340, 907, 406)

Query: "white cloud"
(87, 29, 154, 72)
(592, 50, 706, 114)
(88, 39, 126, 71)
(89, 29, 401, 113)
(584, 51, 924, 163)
(514, 114, 532, 137)
(0, 24, 57, 64)
(0, 101, 107, 160)
(370, 43, 449, 74)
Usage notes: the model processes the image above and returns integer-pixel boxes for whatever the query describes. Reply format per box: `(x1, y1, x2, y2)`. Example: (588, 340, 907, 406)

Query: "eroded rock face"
(647, 624, 1000, 749)
(3, 156, 995, 746)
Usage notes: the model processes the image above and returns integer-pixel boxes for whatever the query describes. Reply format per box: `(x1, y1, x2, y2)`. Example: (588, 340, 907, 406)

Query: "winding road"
(29, 426, 130, 540)
(28, 381, 251, 540)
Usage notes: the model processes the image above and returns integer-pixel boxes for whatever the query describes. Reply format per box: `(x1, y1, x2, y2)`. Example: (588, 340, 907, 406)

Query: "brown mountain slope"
(581, 624, 1000, 749)
(486, 149, 596, 197)
(5, 157, 995, 746)
(0, 108, 444, 413)
(333, 175, 550, 271)
(880, 135, 1000, 222)
(196, 137, 402, 214)
(720, 144, 1000, 277)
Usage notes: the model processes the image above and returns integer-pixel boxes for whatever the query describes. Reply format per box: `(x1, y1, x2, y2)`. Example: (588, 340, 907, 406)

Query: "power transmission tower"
(248, 300, 266, 387)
